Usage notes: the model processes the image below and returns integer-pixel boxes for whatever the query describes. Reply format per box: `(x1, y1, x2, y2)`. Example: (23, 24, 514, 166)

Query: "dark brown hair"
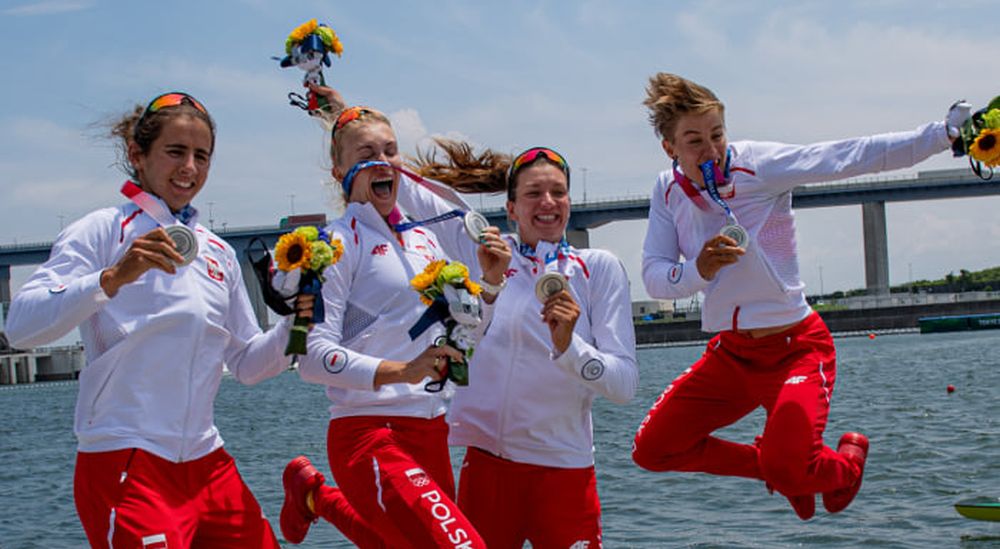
(413, 139, 568, 201)
(110, 99, 215, 179)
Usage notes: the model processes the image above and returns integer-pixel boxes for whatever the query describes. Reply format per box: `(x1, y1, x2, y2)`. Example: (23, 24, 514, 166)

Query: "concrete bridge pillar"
(566, 229, 590, 249)
(239, 256, 271, 330)
(862, 201, 890, 296)
(0, 264, 10, 305)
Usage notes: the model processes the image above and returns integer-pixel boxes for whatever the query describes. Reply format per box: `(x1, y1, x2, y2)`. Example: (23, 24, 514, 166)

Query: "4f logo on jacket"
(371, 243, 389, 256)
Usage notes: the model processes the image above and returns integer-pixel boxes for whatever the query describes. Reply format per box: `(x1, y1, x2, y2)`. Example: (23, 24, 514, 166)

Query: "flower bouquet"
(273, 226, 344, 355)
(952, 95, 1000, 179)
(408, 260, 483, 389)
(276, 18, 344, 116)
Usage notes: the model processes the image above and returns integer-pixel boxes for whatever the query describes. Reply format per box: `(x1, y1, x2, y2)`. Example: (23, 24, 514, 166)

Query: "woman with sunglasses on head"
(5, 92, 313, 548)
(278, 105, 506, 548)
(395, 142, 639, 548)
(631, 73, 971, 520)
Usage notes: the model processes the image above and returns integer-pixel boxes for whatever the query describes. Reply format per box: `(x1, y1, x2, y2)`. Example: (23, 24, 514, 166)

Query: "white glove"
(946, 100, 973, 139)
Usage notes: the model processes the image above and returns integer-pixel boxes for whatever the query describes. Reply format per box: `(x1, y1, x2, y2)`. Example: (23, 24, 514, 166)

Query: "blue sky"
(2, 0, 999, 301)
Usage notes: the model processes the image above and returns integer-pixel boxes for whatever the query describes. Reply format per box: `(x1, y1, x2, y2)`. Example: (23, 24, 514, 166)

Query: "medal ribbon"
(120, 180, 186, 227)
(518, 238, 573, 277)
(698, 149, 740, 225)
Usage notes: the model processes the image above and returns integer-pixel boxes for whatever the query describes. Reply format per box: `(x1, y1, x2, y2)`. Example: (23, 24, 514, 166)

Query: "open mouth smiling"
(371, 178, 393, 198)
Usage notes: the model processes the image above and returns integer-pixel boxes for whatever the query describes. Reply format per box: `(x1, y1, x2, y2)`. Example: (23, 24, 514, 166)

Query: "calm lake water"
(1, 331, 998, 548)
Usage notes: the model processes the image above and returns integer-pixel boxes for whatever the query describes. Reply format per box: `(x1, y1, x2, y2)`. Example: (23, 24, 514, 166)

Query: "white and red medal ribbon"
(120, 180, 198, 265)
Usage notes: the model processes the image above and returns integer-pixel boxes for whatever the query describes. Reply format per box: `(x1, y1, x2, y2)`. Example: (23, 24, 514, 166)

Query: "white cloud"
(388, 108, 429, 156)
(2, 0, 91, 16)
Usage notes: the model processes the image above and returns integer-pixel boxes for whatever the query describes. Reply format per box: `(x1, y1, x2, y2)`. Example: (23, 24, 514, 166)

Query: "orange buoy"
(947, 384, 956, 394)
(868, 333, 876, 339)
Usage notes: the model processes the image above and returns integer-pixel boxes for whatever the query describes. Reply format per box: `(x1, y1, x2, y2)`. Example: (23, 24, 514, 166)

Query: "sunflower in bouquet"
(954, 96, 1000, 179)
(273, 226, 344, 355)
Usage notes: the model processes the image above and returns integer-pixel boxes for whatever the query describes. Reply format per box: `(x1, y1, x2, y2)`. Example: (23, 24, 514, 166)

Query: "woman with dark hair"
(5, 92, 312, 547)
(397, 141, 639, 547)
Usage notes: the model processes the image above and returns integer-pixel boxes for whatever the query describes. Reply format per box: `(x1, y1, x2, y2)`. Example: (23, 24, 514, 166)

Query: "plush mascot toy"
(276, 19, 343, 117)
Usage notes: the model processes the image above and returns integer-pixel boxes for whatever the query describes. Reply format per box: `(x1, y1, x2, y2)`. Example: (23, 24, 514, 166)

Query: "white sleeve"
(297, 230, 382, 391)
(5, 214, 113, 348)
(552, 252, 638, 404)
(641, 174, 710, 300)
(752, 121, 952, 194)
(222, 255, 294, 385)
(395, 175, 481, 275)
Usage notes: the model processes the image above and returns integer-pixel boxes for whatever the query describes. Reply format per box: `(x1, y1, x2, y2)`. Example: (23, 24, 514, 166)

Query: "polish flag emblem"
(405, 467, 431, 487)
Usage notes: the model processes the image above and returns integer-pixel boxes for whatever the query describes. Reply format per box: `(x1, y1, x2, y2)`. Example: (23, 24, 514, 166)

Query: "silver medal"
(165, 225, 199, 266)
(535, 272, 567, 302)
(719, 222, 748, 249)
(463, 211, 489, 243)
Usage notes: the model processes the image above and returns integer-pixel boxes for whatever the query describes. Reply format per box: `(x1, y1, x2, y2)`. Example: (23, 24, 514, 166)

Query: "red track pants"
(458, 447, 602, 549)
(632, 312, 860, 497)
(313, 415, 485, 549)
(74, 447, 279, 549)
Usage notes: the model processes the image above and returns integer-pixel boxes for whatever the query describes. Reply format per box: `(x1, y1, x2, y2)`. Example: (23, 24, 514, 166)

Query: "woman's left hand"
(541, 290, 580, 354)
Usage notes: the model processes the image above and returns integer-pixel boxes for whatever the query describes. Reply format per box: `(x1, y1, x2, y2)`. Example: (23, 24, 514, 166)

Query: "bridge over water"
(2, 168, 998, 327)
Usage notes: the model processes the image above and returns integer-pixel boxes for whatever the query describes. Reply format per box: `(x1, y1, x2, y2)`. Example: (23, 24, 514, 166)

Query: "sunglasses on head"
(140, 92, 207, 122)
(331, 106, 376, 142)
(507, 147, 571, 198)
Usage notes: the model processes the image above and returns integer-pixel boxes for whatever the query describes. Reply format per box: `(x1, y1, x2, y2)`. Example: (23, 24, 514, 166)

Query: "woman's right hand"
(695, 234, 745, 280)
(373, 344, 464, 389)
(307, 82, 347, 118)
(100, 227, 186, 297)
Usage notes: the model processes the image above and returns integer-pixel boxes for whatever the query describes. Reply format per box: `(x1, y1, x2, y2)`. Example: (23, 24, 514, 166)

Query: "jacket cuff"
(551, 333, 605, 382)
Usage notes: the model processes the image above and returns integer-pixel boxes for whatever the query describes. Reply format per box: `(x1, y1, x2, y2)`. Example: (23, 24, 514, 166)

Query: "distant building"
(632, 299, 674, 321)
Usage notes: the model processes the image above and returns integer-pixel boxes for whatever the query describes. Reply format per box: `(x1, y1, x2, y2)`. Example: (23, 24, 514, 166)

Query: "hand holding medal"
(537, 273, 579, 354)
(699, 159, 748, 249)
(692, 159, 747, 280)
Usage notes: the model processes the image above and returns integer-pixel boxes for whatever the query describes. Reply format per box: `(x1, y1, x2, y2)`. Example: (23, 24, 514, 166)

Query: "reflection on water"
(1, 332, 998, 548)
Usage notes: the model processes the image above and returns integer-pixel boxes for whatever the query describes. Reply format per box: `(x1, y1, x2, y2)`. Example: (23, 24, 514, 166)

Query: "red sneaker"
(280, 456, 325, 544)
(822, 432, 869, 514)
(787, 493, 816, 520)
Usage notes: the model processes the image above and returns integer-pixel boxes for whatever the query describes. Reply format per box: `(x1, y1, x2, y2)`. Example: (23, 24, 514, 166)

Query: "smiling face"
(506, 162, 570, 247)
(332, 121, 401, 218)
(662, 108, 728, 188)
(128, 114, 213, 212)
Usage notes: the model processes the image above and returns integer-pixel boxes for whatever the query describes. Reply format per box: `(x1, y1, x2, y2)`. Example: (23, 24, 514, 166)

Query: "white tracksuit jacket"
(5, 198, 292, 462)
(397, 177, 639, 468)
(643, 121, 952, 333)
(298, 201, 460, 420)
